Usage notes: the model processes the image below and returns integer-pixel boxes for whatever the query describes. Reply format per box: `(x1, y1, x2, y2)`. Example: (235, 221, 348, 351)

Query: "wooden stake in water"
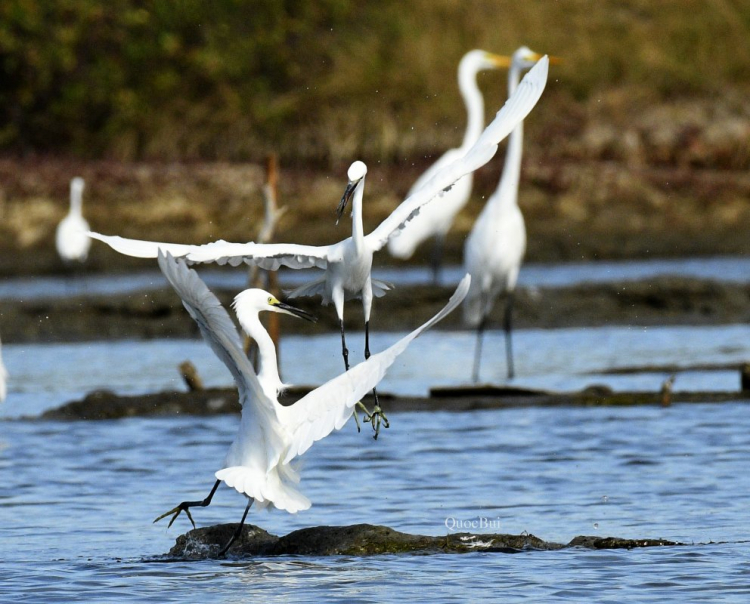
(245, 154, 286, 372)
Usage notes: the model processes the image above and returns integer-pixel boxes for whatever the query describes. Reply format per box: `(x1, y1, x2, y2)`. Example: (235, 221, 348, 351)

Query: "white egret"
(387, 50, 511, 282)
(153, 251, 470, 556)
(88, 57, 549, 434)
(0, 336, 7, 402)
(56, 177, 91, 264)
(463, 47, 555, 382)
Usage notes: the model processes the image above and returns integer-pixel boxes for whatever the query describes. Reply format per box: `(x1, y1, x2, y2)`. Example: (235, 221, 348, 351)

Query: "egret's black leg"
(217, 497, 254, 558)
(340, 319, 350, 371)
(430, 233, 445, 285)
(504, 292, 515, 380)
(364, 321, 389, 439)
(154, 479, 221, 529)
(472, 313, 488, 384)
(472, 290, 490, 384)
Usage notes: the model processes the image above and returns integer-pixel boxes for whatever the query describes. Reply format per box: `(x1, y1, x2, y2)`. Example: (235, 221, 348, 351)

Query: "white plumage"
(463, 47, 552, 382)
(156, 251, 469, 524)
(56, 177, 91, 264)
(88, 57, 548, 391)
(388, 50, 511, 276)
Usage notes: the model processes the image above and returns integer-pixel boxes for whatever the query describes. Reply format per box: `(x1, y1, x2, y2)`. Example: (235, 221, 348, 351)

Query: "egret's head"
(512, 46, 561, 70)
(71, 177, 85, 195)
(460, 50, 512, 76)
(233, 289, 317, 322)
(336, 161, 368, 224)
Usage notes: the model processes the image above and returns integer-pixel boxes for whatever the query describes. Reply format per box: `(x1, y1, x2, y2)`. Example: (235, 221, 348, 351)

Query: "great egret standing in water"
(463, 47, 555, 382)
(387, 50, 511, 282)
(56, 177, 91, 264)
(153, 251, 470, 557)
(88, 57, 549, 435)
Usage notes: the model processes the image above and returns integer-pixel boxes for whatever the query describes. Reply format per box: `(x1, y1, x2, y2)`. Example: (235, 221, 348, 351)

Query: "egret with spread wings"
(153, 251, 469, 557)
(89, 56, 548, 436)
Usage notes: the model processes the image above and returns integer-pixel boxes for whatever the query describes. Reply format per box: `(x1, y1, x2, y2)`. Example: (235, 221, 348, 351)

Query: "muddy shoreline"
(1, 276, 748, 344)
(35, 383, 750, 422)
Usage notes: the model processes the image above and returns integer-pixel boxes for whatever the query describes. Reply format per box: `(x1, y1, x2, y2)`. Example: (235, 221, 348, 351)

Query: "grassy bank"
(2, 0, 749, 163)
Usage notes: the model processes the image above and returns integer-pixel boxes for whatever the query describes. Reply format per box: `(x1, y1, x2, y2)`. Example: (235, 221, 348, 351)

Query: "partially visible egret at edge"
(387, 50, 511, 282)
(464, 47, 557, 382)
(153, 251, 470, 557)
(56, 177, 91, 265)
(88, 56, 549, 436)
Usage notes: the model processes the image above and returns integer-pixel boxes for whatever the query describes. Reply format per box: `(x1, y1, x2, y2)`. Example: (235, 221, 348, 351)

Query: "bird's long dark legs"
(341, 317, 371, 432)
(472, 292, 488, 384)
(430, 233, 445, 285)
(154, 479, 221, 529)
(339, 319, 350, 370)
(364, 320, 389, 439)
(217, 497, 254, 558)
(472, 316, 488, 384)
(504, 292, 515, 380)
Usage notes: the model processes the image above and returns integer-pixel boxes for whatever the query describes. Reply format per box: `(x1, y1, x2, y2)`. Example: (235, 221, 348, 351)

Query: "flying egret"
(56, 177, 91, 264)
(463, 47, 554, 383)
(87, 56, 549, 435)
(0, 335, 7, 402)
(387, 50, 511, 282)
(153, 251, 470, 557)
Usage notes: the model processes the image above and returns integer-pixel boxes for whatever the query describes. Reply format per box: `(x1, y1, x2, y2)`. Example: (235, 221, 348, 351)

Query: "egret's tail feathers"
(371, 279, 394, 298)
(216, 465, 311, 514)
(286, 277, 327, 302)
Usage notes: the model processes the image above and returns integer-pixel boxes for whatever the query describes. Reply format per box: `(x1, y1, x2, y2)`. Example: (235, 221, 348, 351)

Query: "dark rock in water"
(568, 535, 678, 549)
(169, 524, 278, 560)
(164, 523, 680, 560)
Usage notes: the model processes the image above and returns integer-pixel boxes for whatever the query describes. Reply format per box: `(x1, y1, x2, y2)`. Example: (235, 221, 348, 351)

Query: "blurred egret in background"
(56, 177, 91, 265)
(387, 50, 511, 282)
(153, 251, 469, 556)
(463, 47, 558, 382)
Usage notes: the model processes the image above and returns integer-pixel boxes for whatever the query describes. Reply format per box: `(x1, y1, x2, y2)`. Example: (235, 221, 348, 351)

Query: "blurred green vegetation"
(2, 0, 749, 163)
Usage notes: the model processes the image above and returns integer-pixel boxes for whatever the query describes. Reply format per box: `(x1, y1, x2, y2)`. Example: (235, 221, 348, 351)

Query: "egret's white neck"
(351, 178, 366, 255)
(494, 64, 525, 210)
(70, 189, 84, 216)
(237, 311, 283, 396)
(458, 64, 485, 151)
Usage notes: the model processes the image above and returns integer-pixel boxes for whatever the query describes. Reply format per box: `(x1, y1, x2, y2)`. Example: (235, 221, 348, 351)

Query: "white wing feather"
(278, 274, 471, 463)
(156, 251, 274, 413)
(90, 232, 333, 271)
(366, 56, 549, 251)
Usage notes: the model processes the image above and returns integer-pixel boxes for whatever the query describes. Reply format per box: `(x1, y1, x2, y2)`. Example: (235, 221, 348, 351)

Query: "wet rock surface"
(162, 523, 680, 559)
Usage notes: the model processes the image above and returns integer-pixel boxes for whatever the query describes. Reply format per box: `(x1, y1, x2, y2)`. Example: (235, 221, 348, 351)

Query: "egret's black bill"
(336, 181, 356, 224)
(275, 301, 318, 323)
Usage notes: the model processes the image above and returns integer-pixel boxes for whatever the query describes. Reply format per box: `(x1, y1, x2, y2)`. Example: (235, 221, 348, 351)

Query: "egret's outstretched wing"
(366, 56, 549, 251)
(157, 251, 274, 412)
(90, 232, 332, 271)
(279, 274, 471, 463)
